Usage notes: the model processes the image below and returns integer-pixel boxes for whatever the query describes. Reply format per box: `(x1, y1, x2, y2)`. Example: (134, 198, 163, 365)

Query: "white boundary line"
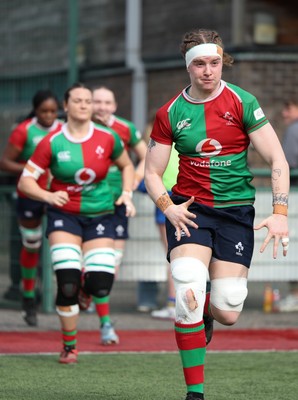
(1, 349, 298, 357)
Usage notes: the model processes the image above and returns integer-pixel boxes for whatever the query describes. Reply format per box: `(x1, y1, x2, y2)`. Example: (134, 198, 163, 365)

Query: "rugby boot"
(22, 297, 37, 327)
(100, 322, 119, 345)
(59, 345, 78, 364)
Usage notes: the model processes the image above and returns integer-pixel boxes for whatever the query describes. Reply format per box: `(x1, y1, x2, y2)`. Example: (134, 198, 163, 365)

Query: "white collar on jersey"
(62, 121, 94, 143)
(183, 80, 226, 103)
(31, 117, 60, 132)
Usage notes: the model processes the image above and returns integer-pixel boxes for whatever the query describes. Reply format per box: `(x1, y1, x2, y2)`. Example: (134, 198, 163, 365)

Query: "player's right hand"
(46, 191, 69, 207)
(164, 196, 198, 241)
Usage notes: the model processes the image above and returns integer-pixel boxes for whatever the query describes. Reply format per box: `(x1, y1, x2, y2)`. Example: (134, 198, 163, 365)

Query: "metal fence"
(0, 176, 297, 312)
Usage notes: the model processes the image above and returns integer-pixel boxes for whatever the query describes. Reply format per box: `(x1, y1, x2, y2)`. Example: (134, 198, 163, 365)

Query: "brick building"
(0, 0, 297, 173)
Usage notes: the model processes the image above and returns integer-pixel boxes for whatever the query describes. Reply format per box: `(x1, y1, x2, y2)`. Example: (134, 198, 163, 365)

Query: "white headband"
(185, 43, 223, 68)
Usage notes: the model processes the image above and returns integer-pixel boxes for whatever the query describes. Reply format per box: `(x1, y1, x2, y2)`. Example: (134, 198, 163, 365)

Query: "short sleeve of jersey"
(29, 135, 52, 172)
(126, 120, 142, 147)
(227, 84, 268, 134)
(9, 120, 29, 151)
(150, 104, 174, 145)
(110, 130, 124, 160)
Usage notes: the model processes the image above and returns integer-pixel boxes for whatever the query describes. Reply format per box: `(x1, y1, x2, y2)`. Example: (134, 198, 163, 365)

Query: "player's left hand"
(254, 214, 289, 258)
(115, 193, 136, 217)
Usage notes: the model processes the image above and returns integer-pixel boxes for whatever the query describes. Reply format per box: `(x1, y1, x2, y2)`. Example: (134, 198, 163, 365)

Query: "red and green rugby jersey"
(105, 115, 142, 200)
(28, 122, 124, 216)
(150, 80, 269, 208)
(9, 117, 62, 196)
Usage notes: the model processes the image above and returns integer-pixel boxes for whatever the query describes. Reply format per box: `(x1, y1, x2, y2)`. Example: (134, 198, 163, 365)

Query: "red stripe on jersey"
(204, 96, 249, 156)
(110, 118, 130, 149)
(9, 119, 31, 150)
(150, 94, 181, 145)
(172, 155, 214, 207)
(80, 126, 115, 181)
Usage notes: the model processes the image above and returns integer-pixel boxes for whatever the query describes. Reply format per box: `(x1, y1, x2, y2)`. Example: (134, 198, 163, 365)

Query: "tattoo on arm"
(272, 168, 281, 180)
(271, 168, 288, 206)
(272, 192, 288, 206)
(148, 138, 156, 152)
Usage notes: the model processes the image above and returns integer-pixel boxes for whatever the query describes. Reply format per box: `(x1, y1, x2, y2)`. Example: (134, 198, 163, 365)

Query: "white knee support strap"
(171, 257, 208, 324)
(19, 225, 42, 250)
(56, 304, 79, 317)
(210, 277, 248, 312)
(50, 243, 82, 272)
(83, 248, 116, 274)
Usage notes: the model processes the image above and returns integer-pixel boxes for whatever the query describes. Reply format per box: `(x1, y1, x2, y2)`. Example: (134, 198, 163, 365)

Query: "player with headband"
(144, 28, 289, 400)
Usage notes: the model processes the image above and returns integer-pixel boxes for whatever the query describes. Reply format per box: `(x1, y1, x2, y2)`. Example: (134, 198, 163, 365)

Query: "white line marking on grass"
(1, 349, 298, 357)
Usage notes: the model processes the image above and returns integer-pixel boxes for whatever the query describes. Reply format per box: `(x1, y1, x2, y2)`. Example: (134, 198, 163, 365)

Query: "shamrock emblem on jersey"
(75, 168, 96, 185)
(95, 145, 105, 159)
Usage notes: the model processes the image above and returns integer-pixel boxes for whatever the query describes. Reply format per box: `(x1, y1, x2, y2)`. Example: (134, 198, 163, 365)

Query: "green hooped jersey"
(29, 122, 124, 216)
(151, 80, 269, 207)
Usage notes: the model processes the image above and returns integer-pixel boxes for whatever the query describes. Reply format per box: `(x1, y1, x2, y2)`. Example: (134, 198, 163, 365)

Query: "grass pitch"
(0, 351, 297, 400)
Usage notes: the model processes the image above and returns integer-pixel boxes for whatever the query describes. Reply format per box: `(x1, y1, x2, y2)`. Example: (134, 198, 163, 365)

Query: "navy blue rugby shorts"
(112, 203, 129, 240)
(166, 195, 255, 268)
(46, 206, 115, 242)
(17, 196, 46, 220)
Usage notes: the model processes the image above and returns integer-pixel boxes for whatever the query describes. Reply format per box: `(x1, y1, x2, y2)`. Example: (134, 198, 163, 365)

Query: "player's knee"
(211, 308, 240, 326)
(61, 282, 78, 298)
(171, 257, 208, 323)
(56, 269, 81, 306)
(19, 225, 42, 250)
(83, 248, 115, 297)
(84, 271, 114, 298)
(210, 277, 248, 321)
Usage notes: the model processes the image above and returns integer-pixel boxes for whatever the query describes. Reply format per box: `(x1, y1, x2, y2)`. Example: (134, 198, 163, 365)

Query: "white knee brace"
(171, 257, 208, 324)
(50, 243, 82, 272)
(210, 277, 248, 312)
(83, 248, 116, 274)
(19, 225, 43, 250)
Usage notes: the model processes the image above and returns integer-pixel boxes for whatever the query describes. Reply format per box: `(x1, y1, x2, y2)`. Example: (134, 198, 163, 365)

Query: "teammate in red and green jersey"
(18, 83, 135, 364)
(91, 86, 147, 345)
(145, 29, 289, 400)
(0, 89, 62, 327)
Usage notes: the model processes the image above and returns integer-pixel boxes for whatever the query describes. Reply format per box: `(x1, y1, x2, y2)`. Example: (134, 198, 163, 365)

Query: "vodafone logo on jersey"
(195, 139, 222, 158)
(75, 168, 96, 185)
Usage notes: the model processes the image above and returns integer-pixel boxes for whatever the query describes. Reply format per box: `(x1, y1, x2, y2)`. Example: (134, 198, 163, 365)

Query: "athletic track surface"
(1, 329, 298, 355)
